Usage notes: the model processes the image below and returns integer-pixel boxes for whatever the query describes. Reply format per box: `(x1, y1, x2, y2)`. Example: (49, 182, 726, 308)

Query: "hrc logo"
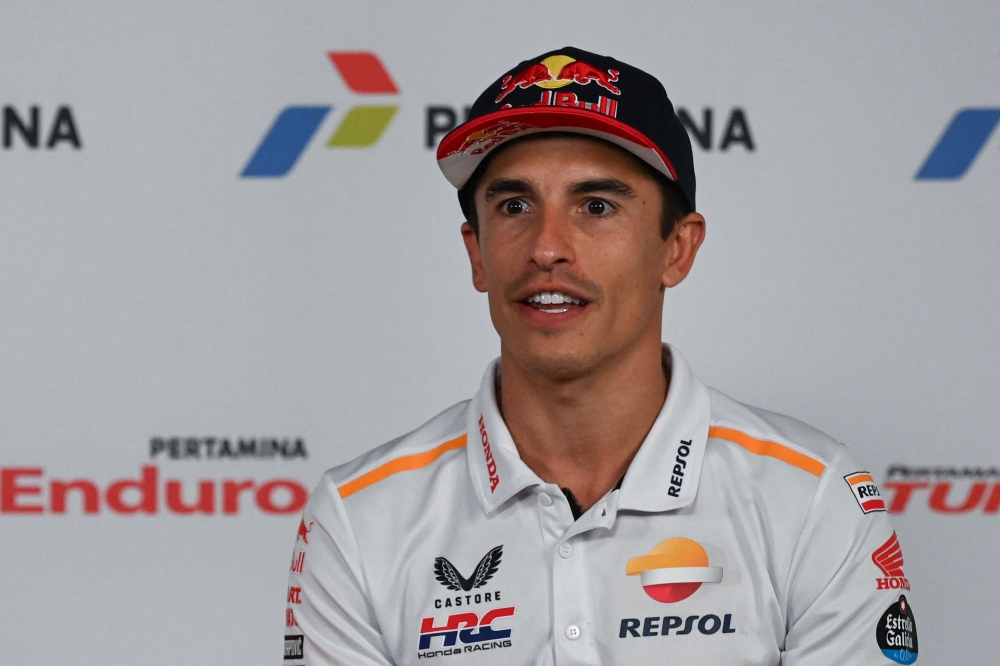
(417, 607, 515, 650)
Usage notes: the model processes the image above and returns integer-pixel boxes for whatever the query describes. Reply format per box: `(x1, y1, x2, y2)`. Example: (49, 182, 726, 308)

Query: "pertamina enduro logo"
(242, 51, 399, 178)
(620, 537, 735, 640)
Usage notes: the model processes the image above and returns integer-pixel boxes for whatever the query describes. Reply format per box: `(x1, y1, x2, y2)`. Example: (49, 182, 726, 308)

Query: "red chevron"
(872, 531, 905, 577)
(328, 52, 398, 94)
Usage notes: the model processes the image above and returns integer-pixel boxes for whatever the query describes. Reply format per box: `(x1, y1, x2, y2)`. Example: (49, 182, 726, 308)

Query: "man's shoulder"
(323, 399, 472, 500)
(705, 387, 849, 481)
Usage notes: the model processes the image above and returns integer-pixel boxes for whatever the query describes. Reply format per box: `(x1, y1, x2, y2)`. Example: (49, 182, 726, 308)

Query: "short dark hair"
(457, 134, 692, 239)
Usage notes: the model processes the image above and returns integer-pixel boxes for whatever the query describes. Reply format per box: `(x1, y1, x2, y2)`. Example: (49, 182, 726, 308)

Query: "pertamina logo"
(845, 471, 886, 514)
(242, 51, 399, 178)
(3, 105, 81, 150)
(883, 464, 1000, 514)
(0, 466, 307, 516)
(620, 537, 735, 640)
(916, 108, 1000, 180)
(873, 531, 911, 591)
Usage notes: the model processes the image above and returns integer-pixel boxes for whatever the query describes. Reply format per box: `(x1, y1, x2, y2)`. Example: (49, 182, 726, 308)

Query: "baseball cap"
(436, 46, 696, 211)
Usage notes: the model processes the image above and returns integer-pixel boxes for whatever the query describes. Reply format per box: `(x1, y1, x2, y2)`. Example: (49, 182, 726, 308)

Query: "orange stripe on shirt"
(846, 473, 874, 485)
(338, 434, 468, 499)
(708, 426, 826, 477)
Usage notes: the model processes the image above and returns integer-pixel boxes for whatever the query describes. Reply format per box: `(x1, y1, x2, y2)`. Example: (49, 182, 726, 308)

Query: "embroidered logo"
(434, 545, 503, 592)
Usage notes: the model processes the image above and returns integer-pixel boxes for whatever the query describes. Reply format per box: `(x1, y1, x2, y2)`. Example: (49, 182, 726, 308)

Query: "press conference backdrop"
(1, 1, 997, 663)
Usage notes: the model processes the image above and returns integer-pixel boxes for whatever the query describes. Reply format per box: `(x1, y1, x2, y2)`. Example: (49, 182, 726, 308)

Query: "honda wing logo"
(916, 108, 1000, 179)
(242, 51, 399, 178)
(873, 531, 911, 591)
(434, 545, 502, 591)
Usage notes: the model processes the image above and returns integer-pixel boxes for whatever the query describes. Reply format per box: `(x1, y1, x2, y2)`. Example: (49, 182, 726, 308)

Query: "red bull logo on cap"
(496, 55, 621, 102)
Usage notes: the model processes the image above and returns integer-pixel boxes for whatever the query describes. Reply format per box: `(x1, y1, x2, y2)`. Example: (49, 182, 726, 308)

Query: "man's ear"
(461, 222, 489, 293)
(662, 212, 706, 288)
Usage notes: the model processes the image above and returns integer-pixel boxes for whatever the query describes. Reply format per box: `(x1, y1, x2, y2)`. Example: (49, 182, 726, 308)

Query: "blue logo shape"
(882, 648, 918, 664)
(242, 106, 331, 177)
(916, 108, 1000, 180)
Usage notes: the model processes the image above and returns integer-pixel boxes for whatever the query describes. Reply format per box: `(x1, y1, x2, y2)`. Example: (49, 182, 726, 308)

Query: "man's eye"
(500, 199, 528, 215)
(585, 199, 613, 215)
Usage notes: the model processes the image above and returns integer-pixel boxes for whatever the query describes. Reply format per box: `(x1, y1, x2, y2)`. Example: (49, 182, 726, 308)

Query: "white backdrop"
(2, 2, 999, 664)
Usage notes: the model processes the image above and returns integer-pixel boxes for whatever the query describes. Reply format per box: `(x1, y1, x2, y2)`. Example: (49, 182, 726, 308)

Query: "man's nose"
(530, 206, 575, 270)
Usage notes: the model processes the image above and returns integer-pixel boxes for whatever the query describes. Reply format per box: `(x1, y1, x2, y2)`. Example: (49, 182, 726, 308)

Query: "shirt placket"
(536, 484, 616, 666)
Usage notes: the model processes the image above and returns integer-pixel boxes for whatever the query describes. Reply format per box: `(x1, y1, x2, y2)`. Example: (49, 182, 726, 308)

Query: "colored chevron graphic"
(916, 108, 1000, 180)
(242, 51, 399, 178)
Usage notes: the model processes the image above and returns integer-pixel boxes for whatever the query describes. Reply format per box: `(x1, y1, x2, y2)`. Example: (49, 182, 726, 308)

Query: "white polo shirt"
(283, 347, 917, 665)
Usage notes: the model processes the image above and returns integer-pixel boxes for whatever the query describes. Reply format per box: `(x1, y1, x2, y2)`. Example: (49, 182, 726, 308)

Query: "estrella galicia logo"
(434, 545, 502, 591)
(876, 595, 918, 664)
(916, 108, 1000, 180)
(242, 51, 399, 178)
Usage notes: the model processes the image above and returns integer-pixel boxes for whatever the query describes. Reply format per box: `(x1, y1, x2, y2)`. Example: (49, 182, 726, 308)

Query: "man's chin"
(505, 345, 602, 384)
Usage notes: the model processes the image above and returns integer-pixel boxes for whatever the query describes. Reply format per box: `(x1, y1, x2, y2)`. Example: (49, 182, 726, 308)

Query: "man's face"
(461, 135, 703, 381)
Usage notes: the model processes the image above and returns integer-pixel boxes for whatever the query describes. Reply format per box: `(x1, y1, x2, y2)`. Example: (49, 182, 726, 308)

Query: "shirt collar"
(467, 345, 711, 515)
(616, 345, 711, 512)
(467, 359, 541, 514)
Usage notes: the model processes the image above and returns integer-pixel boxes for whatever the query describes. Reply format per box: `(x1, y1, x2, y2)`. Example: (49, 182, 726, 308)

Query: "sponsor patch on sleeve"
(844, 471, 887, 513)
(284, 634, 304, 660)
(877, 595, 917, 663)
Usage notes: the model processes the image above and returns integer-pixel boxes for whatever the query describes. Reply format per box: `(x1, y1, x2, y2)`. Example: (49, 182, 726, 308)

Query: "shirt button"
(538, 493, 553, 506)
(565, 625, 581, 640)
(558, 543, 573, 559)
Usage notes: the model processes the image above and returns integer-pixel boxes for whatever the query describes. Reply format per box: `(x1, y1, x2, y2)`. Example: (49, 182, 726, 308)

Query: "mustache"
(505, 269, 603, 303)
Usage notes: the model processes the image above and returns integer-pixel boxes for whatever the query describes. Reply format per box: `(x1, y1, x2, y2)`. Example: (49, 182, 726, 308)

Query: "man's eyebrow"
(569, 179, 636, 198)
(483, 179, 533, 201)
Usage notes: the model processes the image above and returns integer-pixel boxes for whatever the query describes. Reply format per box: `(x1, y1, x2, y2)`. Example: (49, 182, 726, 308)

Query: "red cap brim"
(436, 106, 678, 189)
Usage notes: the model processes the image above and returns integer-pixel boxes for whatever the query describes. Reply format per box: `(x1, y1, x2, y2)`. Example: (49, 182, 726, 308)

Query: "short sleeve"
(782, 447, 919, 665)
(284, 474, 396, 666)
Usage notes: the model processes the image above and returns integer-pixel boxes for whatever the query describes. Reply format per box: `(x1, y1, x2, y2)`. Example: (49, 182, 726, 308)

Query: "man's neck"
(497, 338, 669, 515)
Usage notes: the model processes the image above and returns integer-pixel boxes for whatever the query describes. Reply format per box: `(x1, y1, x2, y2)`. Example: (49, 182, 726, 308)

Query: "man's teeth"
(527, 292, 583, 306)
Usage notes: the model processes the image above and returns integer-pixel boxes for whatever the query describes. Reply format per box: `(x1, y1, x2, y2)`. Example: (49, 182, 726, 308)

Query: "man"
(283, 48, 917, 665)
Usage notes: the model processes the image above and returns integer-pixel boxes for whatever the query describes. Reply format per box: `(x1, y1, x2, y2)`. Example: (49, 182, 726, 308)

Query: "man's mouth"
(523, 291, 587, 314)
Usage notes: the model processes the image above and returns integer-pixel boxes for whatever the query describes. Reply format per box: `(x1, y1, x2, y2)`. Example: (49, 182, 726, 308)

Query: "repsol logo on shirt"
(667, 440, 692, 497)
(619, 614, 736, 637)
